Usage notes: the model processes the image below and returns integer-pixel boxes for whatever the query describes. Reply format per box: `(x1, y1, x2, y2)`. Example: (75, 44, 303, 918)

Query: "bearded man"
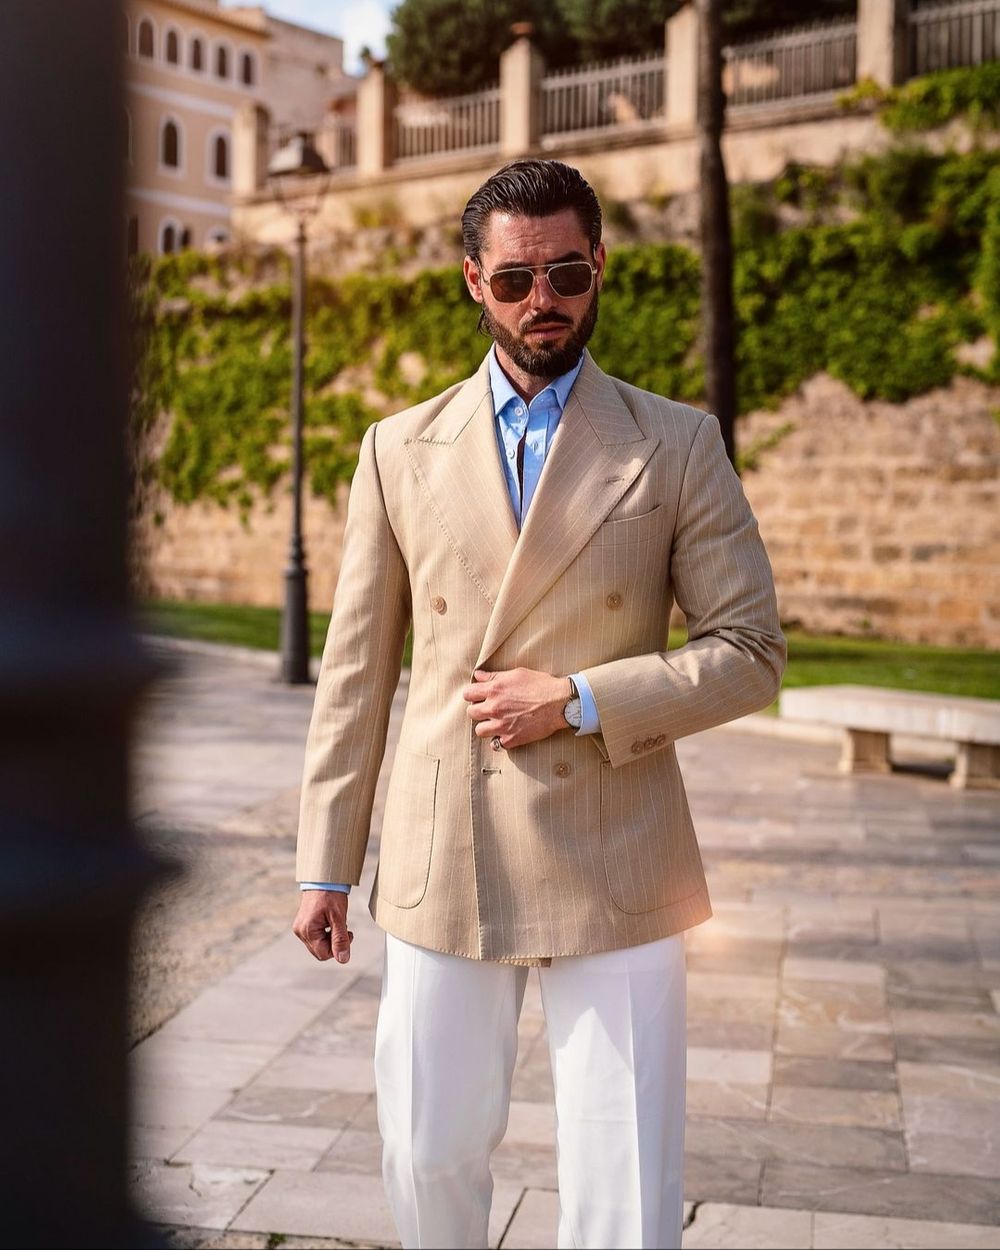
(293, 158, 785, 1250)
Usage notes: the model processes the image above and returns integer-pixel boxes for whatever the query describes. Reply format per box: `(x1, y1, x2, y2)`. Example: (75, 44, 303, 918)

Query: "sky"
(220, 0, 395, 74)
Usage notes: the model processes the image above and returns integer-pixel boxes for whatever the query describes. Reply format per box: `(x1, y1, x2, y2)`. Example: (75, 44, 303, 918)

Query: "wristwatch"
(563, 676, 582, 730)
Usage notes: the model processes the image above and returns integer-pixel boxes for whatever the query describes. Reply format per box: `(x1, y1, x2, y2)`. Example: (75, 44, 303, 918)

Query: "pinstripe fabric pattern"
(296, 350, 786, 965)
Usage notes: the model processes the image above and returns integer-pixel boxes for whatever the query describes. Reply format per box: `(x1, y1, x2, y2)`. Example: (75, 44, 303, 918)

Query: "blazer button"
(431, 595, 447, 614)
(554, 760, 572, 778)
(606, 591, 623, 610)
(631, 740, 643, 754)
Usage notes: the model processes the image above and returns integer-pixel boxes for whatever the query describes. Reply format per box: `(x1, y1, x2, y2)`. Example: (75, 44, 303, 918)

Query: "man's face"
(463, 208, 606, 379)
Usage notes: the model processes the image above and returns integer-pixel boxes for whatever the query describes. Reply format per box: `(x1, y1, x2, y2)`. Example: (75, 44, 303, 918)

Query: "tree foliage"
(385, 0, 575, 96)
(385, 0, 856, 93)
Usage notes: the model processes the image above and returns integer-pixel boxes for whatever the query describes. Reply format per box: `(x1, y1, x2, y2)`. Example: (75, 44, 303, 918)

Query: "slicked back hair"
(461, 159, 602, 261)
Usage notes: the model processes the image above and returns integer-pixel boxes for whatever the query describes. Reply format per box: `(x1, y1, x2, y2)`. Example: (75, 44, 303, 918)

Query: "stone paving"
(129, 642, 1000, 1249)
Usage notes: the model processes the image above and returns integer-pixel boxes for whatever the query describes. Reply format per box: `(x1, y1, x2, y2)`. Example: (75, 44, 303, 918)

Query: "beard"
(482, 289, 599, 378)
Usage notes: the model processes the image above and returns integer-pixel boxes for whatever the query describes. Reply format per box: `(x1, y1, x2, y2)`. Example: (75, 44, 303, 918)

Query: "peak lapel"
(474, 353, 659, 669)
(405, 354, 518, 607)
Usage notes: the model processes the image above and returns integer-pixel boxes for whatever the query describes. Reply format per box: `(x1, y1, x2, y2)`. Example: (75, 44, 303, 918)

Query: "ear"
(463, 255, 485, 304)
(594, 241, 608, 291)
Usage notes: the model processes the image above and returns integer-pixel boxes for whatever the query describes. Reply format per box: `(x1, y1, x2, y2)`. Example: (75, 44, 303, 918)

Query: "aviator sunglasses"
(479, 259, 598, 303)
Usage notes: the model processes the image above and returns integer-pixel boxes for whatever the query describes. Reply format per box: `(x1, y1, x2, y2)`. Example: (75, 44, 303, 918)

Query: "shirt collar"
(487, 343, 584, 417)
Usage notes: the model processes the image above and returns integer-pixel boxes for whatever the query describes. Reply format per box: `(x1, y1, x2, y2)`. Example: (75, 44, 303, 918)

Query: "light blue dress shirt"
(301, 345, 601, 894)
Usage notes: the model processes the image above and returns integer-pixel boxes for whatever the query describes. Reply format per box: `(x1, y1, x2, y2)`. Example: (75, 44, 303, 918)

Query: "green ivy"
(863, 62, 1000, 133)
(131, 142, 998, 513)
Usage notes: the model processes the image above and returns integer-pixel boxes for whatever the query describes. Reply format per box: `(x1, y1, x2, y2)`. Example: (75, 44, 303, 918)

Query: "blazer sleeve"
(295, 420, 411, 882)
(580, 412, 786, 769)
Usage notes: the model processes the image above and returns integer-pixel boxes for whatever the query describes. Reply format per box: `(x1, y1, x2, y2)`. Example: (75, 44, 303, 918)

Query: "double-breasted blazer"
(296, 349, 785, 965)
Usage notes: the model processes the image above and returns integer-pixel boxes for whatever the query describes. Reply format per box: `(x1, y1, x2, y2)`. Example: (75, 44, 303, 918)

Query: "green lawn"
(137, 599, 999, 702)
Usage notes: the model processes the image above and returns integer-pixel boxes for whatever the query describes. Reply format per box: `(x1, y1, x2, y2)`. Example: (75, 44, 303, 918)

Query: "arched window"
(190, 36, 204, 72)
(161, 118, 181, 169)
(207, 227, 230, 246)
(240, 51, 256, 86)
(138, 18, 154, 59)
(213, 133, 229, 180)
(215, 43, 229, 79)
(165, 28, 180, 64)
(127, 217, 139, 258)
(124, 108, 133, 162)
(179, 227, 192, 249)
(160, 220, 178, 254)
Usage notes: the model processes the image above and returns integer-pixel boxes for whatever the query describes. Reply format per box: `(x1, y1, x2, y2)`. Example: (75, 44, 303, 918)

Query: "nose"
(526, 270, 558, 314)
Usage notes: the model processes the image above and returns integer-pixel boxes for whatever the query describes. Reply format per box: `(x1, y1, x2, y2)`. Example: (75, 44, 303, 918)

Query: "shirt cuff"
(299, 882, 352, 893)
(570, 671, 601, 735)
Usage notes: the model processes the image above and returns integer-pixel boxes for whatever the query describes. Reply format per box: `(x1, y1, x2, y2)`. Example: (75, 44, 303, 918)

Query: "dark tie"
(516, 430, 527, 523)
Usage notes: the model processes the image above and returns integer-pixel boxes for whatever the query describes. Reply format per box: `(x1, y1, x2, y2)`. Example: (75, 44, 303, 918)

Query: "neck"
(493, 346, 556, 403)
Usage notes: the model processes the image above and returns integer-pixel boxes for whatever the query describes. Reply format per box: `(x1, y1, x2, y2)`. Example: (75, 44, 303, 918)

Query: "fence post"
(500, 22, 544, 156)
(665, 2, 700, 132)
(857, 0, 909, 87)
(233, 101, 271, 194)
(357, 59, 396, 176)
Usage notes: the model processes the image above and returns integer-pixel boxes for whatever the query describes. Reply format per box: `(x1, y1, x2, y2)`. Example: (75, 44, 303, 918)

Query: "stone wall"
(131, 371, 1000, 649)
(740, 372, 999, 648)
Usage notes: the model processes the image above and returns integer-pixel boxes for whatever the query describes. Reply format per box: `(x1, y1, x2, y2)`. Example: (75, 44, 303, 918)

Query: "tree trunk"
(696, 0, 737, 466)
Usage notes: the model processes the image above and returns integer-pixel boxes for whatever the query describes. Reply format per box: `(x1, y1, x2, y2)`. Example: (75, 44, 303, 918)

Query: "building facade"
(125, 0, 354, 258)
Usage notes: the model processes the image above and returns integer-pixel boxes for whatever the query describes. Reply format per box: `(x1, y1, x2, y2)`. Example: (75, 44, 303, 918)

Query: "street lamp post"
(267, 131, 330, 684)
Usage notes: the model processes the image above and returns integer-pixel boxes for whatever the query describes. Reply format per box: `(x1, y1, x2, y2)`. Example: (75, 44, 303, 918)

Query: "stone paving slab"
(128, 646, 1000, 1246)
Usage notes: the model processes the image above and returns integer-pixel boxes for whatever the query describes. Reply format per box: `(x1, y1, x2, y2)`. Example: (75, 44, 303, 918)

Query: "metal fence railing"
(723, 17, 857, 109)
(909, 0, 1000, 73)
(325, 117, 356, 170)
(540, 52, 665, 140)
(393, 85, 500, 163)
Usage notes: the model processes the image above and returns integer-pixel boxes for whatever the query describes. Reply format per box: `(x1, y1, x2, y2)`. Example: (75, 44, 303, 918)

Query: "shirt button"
(431, 596, 447, 614)
(515, 407, 524, 415)
(606, 592, 623, 610)
(554, 761, 571, 777)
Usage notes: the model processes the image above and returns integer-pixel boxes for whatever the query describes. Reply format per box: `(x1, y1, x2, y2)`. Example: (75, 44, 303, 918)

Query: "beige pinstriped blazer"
(296, 349, 785, 965)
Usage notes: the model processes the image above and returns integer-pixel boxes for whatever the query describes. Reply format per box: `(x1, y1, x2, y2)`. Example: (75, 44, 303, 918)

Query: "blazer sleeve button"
(631, 740, 643, 754)
(644, 736, 656, 748)
(431, 596, 447, 613)
(655, 733, 666, 745)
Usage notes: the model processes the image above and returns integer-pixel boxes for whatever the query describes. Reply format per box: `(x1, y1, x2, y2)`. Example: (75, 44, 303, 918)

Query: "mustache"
(520, 314, 573, 332)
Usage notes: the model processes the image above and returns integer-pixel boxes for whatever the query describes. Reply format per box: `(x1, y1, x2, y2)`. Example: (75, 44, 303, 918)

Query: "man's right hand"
(293, 889, 354, 964)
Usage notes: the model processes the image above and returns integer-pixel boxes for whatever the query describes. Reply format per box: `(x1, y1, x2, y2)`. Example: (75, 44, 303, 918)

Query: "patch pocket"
(377, 749, 439, 909)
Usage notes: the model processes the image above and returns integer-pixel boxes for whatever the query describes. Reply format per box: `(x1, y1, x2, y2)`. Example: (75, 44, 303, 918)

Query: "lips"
(525, 323, 569, 337)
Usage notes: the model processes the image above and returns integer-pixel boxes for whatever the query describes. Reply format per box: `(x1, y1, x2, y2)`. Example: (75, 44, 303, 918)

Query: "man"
(293, 159, 785, 1250)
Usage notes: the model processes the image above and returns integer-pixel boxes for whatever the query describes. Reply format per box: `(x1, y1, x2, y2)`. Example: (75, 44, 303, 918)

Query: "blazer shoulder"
(604, 373, 713, 449)
(363, 375, 473, 461)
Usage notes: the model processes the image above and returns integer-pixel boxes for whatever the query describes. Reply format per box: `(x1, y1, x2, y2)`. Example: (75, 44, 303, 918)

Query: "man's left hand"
(462, 668, 572, 750)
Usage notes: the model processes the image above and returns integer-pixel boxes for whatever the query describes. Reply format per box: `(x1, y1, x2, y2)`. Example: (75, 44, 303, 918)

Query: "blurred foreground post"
(0, 2, 163, 1244)
(696, 0, 737, 465)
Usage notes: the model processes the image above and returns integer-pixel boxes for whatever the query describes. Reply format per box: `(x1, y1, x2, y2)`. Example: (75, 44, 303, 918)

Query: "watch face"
(565, 697, 582, 728)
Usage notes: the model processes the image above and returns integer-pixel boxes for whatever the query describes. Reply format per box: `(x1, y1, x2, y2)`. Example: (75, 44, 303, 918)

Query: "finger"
(474, 719, 505, 740)
(329, 920, 352, 964)
(462, 684, 490, 703)
(467, 702, 494, 721)
(301, 919, 333, 962)
(473, 669, 497, 682)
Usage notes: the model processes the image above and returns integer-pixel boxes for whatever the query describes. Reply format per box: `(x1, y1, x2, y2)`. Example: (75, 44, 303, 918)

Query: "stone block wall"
(740, 372, 999, 648)
(131, 371, 1000, 649)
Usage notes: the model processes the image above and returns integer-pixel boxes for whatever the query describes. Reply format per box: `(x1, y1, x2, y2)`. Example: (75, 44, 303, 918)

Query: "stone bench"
(779, 685, 1000, 789)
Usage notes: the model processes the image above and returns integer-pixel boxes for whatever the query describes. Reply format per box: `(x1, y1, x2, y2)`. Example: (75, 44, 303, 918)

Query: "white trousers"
(374, 932, 687, 1250)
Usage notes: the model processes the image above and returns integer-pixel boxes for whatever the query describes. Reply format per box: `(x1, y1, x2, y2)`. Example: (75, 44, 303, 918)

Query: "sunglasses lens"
(549, 262, 594, 297)
(490, 270, 534, 302)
